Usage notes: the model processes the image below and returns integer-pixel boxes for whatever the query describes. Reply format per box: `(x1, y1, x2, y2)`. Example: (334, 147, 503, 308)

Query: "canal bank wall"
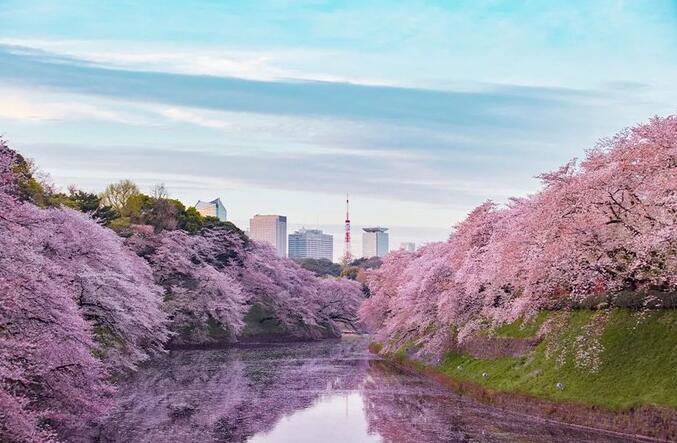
(369, 308, 677, 442)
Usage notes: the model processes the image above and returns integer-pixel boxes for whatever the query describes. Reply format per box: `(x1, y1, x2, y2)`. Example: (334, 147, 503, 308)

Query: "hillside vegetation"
(439, 308, 676, 409)
(0, 142, 363, 442)
(361, 116, 676, 362)
(362, 115, 676, 427)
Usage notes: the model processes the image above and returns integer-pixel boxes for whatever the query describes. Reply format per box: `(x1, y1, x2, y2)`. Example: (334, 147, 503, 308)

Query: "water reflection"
(97, 337, 643, 443)
(361, 361, 638, 443)
(249, 392, 379, 443)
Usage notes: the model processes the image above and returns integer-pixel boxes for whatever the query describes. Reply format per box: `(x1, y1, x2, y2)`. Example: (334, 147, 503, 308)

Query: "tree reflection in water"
(363, 361, 637, 443)
(97, 338, 643, 443)
(98, 339, 369, 442)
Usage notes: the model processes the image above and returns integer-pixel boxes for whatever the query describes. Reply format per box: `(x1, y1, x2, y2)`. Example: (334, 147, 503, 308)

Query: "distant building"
(362, 227, 389, 258)
(249, 214, 287, 257)
(289, 228, 333, 261)
(400, 242, 416, 252)
(194, 198, 227, 222)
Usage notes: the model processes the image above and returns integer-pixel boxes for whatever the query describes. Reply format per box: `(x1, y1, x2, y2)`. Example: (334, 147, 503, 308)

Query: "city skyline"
(1, 1, 675, 232)
(245, 220, 427, 263)
(230, 192, 425, 261)
(239, 204, 427, 262)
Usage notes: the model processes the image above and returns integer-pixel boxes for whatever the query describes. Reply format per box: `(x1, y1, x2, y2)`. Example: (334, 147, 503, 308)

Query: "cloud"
(0, 43, 604, 130)
(17, 141, 521, 207)
(1, 42, 672, 227)
(0, 38, 321, 82)
(159, 107, 234, 130)
(0, 87, 145, 124)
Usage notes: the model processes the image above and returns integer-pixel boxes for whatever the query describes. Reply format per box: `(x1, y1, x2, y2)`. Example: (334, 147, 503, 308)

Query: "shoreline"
(165, 333, 371, 351)
(372, 346, 677, 442)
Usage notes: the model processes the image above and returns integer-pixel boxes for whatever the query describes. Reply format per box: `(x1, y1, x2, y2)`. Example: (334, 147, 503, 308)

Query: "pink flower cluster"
(360, 116, 677, 357)
(1, 142, 168, 441)
(0, 141, 363, 441)
(129, 227, 364, 344)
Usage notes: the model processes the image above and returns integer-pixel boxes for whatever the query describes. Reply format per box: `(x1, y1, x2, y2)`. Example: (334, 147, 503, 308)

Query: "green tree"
(297, 258, 342, 277)
(145, 197, 179, 233)
(178, 206, 204, 234)
(100, 179, 140, 212)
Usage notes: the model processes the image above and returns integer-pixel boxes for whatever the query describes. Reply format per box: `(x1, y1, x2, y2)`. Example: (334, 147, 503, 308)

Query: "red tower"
(343, 194, 352, 263)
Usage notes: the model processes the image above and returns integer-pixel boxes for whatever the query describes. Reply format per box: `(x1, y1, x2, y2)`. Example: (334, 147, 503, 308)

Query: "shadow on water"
(96, 337, 647, 443)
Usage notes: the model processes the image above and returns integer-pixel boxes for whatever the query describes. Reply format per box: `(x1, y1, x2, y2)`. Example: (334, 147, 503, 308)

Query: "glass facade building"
(362, 227, 389, 258)
(194, 198, 228, 222)
(288, 228, 333, 261)
(249, 214, 288, 257)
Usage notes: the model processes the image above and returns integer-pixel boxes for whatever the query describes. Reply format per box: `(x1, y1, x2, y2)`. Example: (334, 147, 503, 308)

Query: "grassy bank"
(438, 308, 676, 410)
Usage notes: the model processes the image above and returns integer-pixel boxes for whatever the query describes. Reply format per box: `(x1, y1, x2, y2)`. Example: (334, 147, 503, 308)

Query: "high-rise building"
(400, 242, 416, 252)
(288, 228, 333, 261)
(249, 215, 287, 257)
(194, 198, 228, 222)
(362, 227, 389, 258)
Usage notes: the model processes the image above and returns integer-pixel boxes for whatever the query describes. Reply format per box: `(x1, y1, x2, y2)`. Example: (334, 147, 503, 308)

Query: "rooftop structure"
(194, 198, 227, 222)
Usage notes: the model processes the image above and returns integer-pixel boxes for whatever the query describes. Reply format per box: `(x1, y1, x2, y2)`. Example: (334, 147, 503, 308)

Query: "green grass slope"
(490, 310, 550, 338)
(438, 308, 677, 410)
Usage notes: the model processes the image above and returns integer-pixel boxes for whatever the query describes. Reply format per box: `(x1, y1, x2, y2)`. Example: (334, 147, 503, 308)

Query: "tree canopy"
(0, 139, 364, 441)
(361, 116, 677, 358)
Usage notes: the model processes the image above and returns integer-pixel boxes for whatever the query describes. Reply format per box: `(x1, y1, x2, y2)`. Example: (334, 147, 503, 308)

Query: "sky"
(1, 0, 676, 258)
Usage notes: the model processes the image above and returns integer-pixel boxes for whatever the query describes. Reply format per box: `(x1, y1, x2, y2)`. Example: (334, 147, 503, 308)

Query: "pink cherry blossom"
(361, 116, 676, 357)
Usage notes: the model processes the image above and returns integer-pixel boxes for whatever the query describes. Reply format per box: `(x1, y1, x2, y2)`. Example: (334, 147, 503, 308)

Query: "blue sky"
(1, 0, 676, 257)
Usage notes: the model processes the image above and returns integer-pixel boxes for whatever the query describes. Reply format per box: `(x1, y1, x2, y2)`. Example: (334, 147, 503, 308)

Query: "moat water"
(96, 337, 646, 442)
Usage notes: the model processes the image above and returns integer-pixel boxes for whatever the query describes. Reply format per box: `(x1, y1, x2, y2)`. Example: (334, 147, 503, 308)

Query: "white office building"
(400, 242, 416, 252)
(249, 214, 287, 257)
(288, 228, 333, 261)
(194, 198, 227, 222)
(362, 227, 389, 258)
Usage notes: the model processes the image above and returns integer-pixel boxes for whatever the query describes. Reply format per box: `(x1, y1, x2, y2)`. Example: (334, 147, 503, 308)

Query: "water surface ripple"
(98, 337, 646, 442)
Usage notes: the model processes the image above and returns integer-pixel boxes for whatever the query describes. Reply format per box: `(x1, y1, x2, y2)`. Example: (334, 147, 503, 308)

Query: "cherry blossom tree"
(1, 142, 168, 441)
(361, 116, 676, 358)
(1, 164, 110, 439)
(126, 225, 365, 345)
(316, 277, 365, 334)
(128, 227, 248, 345)
(358, 249, 414, 335)
(233, 239, 364, 340)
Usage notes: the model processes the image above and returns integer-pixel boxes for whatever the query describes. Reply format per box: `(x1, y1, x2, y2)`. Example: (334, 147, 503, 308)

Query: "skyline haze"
(1, 1, 675, 234)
